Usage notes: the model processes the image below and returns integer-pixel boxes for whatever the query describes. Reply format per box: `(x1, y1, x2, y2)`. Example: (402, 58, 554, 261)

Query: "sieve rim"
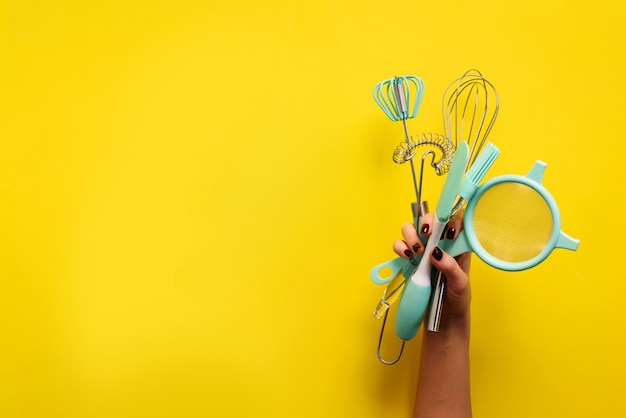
(463, 173, 562, 271)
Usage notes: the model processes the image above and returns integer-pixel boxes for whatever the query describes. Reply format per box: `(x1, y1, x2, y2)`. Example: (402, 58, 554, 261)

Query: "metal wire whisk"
(373, 76, 425, 225)
(442, 69, 499, 168)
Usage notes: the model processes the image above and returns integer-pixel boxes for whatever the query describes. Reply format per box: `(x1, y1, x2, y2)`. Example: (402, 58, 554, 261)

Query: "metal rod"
(376, 307, 405, 365)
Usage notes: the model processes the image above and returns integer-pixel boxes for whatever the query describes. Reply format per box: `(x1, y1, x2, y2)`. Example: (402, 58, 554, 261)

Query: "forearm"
(413, 314, 471, 418)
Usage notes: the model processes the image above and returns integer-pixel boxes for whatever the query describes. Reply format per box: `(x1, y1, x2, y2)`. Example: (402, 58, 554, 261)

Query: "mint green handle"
(370, 254, 423, 285)
(439, 228, 472, 257)
(556, 231, 580, 251)
(370, 216, 428, 285)
(395, 280, 431, 341)
(370, 257, 407, 285)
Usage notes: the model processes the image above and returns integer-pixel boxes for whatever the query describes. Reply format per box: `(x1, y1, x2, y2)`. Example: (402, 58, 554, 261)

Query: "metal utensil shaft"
(394, 80, 422, 230)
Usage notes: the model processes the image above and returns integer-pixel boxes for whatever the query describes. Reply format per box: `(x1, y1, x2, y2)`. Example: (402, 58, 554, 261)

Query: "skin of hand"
(393, 211, 472, 418)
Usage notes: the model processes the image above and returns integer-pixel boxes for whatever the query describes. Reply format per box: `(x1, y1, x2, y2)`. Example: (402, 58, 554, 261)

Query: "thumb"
(430, 247, 471, 316)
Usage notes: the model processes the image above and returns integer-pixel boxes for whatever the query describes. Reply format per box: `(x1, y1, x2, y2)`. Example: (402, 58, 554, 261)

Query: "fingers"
(419, 212, 435, 236)
(444, 208, 465, 240)
(392, 209, 460, 260)
(393, 222, 426, 259)
(419, 209, 465, 241)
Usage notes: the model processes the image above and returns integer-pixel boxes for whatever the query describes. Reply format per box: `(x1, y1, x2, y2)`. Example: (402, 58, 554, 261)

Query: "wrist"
(416, 311, 472, 418)
(424, 311, 470, 346)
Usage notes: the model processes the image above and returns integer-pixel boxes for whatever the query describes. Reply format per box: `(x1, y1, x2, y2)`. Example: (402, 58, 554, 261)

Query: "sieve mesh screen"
(473, 182, 552, 262)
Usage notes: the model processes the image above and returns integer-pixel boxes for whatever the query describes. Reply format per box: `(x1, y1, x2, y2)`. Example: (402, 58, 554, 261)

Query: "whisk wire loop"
(392, 132, 455, 175)
(443, 69, 499, 167)
(376, 308, 405, 365)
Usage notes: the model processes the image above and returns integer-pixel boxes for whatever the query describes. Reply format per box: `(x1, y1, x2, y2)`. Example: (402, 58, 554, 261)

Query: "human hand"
(392, 210, 471, 328)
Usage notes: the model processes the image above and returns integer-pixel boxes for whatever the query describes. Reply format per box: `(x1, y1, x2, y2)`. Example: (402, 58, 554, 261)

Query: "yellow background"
(0, 1, 623, 417)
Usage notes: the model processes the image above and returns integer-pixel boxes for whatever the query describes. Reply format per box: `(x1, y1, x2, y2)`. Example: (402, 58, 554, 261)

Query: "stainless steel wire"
(442, 69, 499, 168)
(392, 132, 455, 175)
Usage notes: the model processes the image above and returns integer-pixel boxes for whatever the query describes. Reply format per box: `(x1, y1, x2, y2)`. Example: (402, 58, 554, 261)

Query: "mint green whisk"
(373, 76, 425, 226)
(372, 76, 457, 364)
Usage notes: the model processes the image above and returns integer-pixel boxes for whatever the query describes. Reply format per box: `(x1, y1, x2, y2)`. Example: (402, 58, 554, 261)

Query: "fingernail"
(412, 243, 421, 252)
(404, 249, 413, 258)
(421, 224, 429, 234)
(446, 227, 456, 240)
(432, 247, 443, 261)
(440, 227, 447, 240)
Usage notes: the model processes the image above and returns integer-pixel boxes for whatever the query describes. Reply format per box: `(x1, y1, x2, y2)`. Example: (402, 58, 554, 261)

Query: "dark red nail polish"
(421, 224, 429, 234)
(404, 249, 413, 257)
(440, 227, 447, 240)
(412, 243, 420, 252)
(432, 246, 443, 261)
(446, 227, 456, 240)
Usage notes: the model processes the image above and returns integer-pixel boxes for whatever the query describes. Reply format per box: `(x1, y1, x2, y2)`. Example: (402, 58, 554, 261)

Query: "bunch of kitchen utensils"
(370, 70, 580, 365)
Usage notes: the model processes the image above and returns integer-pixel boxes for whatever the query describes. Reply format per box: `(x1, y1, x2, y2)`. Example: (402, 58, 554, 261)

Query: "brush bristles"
(466, 142, 500, 184)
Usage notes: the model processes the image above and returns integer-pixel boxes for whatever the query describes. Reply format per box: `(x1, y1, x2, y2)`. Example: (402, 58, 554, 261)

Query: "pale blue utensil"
(372, 76, 426, 230)
(439, 160, 579, 270)
(373, 76, 425, 122)
(394, 141, 470, 341)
